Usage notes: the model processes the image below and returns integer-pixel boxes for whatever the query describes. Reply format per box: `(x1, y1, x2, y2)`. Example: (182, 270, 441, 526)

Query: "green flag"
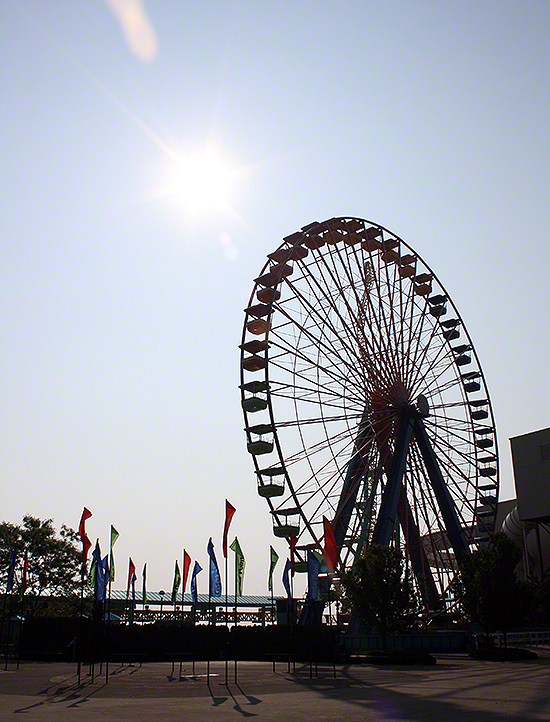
(230, 537, 246, 596)
(87, 558, 97, 589)
(268, 546, 279, 592)
(142, 562, 147, 605)
(171, 560, 181, 604)
(109, 525, 120, 582)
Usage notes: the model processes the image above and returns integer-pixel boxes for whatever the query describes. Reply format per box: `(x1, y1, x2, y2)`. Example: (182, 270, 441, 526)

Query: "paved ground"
(1, 651, 549, 721)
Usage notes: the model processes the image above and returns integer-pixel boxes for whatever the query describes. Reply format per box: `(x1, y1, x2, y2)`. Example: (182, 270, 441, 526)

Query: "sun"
(169, 150, 233, 217)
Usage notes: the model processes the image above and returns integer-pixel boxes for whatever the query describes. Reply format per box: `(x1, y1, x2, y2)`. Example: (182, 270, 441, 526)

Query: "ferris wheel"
(240, 217, 499, 612)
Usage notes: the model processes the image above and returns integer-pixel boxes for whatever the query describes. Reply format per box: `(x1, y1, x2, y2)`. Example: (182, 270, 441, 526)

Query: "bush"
(469, 647, 538, 661)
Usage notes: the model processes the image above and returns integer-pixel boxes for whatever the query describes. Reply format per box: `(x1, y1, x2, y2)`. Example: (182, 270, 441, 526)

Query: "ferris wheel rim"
(240, 216, 499, 598)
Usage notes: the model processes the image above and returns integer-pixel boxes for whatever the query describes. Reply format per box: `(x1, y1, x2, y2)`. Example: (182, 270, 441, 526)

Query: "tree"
(452, 532, 530, 647)
(341, 544, 421, 647)
(0, 515, 81, 615)
(530, 572, 550, 627)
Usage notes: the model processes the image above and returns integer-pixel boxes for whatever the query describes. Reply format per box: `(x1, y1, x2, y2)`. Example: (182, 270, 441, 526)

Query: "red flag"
(78, 508, 93, 573)
(78, 508, 92, 539)
(21, 550, 29, 594)
(182, 550, 191, 593)
(127, 557, 136, 598)
(82, 534, 92, 571)
(289, 534, 298, 577)
(323, 517, 338, 572)
(223, 500, 236, 557)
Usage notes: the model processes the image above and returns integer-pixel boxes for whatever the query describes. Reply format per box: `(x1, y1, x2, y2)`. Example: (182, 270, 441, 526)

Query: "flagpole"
(5, 590, 15, 671)
(106, 575, 111, 684)
(234, 546, 238, 684)
(181, 549, 186, 629)
(106, 528, 115, 686)
(77, 562, 84, 684)
(0, 582, 9, 667)
(225, 555, 228, 627)
(234, 546, 238, 627)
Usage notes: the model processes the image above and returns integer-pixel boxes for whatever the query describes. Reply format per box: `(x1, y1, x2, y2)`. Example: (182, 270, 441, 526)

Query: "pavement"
(1, 651, 549, 721)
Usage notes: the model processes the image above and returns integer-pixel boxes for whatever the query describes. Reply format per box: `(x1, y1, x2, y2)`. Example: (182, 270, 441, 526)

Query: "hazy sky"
(1, 0, 549, 597)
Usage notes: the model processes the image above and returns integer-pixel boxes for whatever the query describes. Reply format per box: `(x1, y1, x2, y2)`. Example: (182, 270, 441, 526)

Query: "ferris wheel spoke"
(310, 238, 400, 383)
(334, 241, 402, 380)
(290, 249, 370, 357)
(269, 296, 373, 392)
(294, 247, 391, 386)
(408, 337, 461, 399)
(267, 347, 367, 405)
(361, 254, 403, 383)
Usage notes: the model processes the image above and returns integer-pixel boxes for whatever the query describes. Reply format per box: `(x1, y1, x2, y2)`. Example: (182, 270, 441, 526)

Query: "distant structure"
(502, 427, 550, 579)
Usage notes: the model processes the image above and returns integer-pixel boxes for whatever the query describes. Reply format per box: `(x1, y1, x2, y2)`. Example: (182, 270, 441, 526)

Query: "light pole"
(159, 590, 165, 619)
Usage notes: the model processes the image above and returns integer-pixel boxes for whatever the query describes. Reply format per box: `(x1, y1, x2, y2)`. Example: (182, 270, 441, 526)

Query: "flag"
(109, 525, 120, 582)
(207, 538, 222, 597)
(88, 539, 101, 590)
(78, 508, 92, 572)
(78, 507, 92, 539)
(6, 548, 16, 593)
(307, 549, 321, 601)
(230, 537, 246, 596)
(190, 561, 202, 606)
(21, 550, 29, 595)
(127, 557, 136, 598)
(81, 534, 92, 574)
(97, 555, 109, 602)
(142, 563, 147, 605)
(323, 516, 338, 572)
(87, 558, 97, 589)
(282, 558, 292, 599)
(268, 546, 279, 593)
(182, 550, 191, 593)
(223, 500, 236, 558)
(171, 560, 181, 604)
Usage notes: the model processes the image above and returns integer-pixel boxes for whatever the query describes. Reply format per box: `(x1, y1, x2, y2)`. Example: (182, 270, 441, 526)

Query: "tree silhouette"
(452, 532, 531, 647)
(0, 515, 81, 615)
(341, 544, 421, 647)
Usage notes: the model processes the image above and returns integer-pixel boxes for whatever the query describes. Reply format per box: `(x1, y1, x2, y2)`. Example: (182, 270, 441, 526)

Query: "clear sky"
(1, 0, 549, 597)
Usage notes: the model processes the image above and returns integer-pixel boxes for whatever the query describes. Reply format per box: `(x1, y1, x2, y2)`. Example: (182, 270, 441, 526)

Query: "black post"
(77, 565, 85, 684)
(225, 554, 228, 685)
(4, 592, 15, 670)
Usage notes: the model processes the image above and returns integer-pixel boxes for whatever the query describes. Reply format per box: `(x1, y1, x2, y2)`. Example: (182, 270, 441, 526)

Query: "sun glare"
(170, 151, 233, 216)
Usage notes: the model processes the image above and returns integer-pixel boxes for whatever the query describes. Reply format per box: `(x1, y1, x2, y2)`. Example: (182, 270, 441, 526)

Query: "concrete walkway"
(1, 652, 549, 721)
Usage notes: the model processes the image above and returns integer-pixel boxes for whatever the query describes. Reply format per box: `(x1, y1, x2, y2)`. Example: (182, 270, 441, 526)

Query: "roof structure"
(109, 591, 281, 605)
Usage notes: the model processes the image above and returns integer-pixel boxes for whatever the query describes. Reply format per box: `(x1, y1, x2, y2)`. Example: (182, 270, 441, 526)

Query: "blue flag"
(97, 555, 109, 602)
(190, 561, 202, 606)
(282, 558, 292, 599)
(6, 548, 16, 592)
(307, 550, 321, 601)
(92, 539, 102, 566)
(91, 540, 102, 599)
(207, 538, 222, 597)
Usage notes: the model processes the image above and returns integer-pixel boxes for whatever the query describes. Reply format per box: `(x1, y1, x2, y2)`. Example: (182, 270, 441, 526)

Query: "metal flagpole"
(225, 553, 229, 684)
(234, 546, 238, 684)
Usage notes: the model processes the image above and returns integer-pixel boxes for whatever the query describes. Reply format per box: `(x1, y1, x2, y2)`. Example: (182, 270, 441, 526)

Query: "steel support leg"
(372, 411, 415, 547)
(413, 417, 470, 565)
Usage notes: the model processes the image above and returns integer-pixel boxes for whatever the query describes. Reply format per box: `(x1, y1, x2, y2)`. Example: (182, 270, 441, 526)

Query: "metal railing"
(119, 607, 277, 625)
(491, 630, 550, 647)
